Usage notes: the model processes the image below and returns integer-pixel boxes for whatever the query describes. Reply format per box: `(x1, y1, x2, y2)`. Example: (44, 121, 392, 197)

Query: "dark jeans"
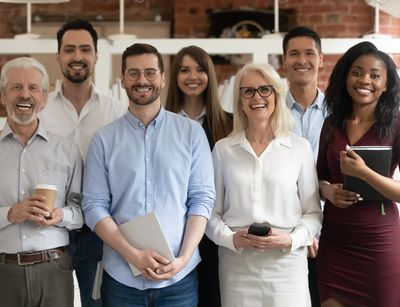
(101, 269, 198, 307)
(69, 224, 103, 307)
(0, 252, 74, 307)
(308, 257, 321, 307)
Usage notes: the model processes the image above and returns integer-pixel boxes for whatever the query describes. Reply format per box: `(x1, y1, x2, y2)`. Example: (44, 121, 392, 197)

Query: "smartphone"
(248, 223, 271, 236)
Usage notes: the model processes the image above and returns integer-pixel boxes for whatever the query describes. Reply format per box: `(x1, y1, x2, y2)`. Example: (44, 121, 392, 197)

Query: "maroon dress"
(316, 116, 400, 306)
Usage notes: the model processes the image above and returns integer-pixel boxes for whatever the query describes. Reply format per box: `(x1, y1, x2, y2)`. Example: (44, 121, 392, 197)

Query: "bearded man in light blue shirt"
(282, 26, 327, 307)
(82, 43, 215, 307)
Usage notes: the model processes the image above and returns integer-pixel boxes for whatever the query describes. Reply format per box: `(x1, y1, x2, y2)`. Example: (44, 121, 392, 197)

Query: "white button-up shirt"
(206, 131, 322, 252)
(40, 82, 127, 160)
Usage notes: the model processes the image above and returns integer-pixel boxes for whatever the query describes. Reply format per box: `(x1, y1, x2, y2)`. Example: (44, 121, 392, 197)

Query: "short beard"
(8, 110, 38, 125)
(64, 71, 90, 84)
(6, 98, 39, 125)
(62, 63, 92, 84)
(126, 86, 161, 106)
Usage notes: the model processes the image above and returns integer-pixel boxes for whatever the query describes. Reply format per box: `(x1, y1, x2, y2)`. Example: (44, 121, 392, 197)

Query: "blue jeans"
(69, 225, 103, 307)
(101, 269, 198, 307)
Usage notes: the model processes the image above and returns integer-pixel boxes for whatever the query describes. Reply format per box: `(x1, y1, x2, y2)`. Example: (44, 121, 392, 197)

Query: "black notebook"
(343, 146, 392, 202)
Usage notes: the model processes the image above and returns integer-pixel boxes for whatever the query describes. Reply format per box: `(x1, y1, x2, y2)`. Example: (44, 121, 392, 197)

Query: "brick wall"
(0, 0, 399, 94)
(0, 0, 172, 116)
(174, 0, 400, 90)
(0, 1, 172, 37)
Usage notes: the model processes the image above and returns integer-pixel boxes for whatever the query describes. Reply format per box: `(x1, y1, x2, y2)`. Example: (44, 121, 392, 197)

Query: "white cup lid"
(35, 184, 58, 191)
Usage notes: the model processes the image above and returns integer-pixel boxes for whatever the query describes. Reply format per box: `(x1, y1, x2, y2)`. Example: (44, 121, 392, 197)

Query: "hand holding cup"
(34, 184, 58, 218)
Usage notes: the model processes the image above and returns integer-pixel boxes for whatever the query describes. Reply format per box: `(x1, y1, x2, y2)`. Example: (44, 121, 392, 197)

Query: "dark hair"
(57, 19, 98, 52)
(121, 43, 164, 74)
(324, 41, 400, 141)
(165, 45, 232, 144)
(283, 26, 321, 55)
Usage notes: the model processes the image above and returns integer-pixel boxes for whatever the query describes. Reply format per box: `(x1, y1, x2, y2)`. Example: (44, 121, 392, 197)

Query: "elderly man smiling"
(0, 56, 83, 307)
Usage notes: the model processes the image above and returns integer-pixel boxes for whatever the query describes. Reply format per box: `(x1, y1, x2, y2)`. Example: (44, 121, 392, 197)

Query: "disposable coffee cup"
(34, 184, 58, 216)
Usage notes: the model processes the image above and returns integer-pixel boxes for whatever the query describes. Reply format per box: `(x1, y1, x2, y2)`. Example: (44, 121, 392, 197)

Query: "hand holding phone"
(248, 223, 271, 236)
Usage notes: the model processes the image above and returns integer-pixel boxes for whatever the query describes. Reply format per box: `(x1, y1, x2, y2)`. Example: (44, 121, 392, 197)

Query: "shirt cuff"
(57, 207, 73, 228)
(187, 202, 213, 219)
(85, 209, 111, 231)
(289, 229, 310, 252)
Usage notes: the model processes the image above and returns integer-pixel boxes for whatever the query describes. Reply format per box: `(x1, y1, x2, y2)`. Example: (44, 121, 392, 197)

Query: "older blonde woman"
(206, 63, 322, 307)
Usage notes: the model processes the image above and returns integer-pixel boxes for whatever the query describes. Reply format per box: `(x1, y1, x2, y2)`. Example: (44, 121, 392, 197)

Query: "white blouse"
(206, 131, 322, 252)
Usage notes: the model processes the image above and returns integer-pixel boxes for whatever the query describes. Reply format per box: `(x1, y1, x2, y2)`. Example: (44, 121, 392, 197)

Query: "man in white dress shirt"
(282, 26, 326, 307)
(40, 19, 127, 307)
(0, 57, 83, 306)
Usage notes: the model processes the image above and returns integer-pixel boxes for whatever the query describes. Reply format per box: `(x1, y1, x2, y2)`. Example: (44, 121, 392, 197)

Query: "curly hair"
(324, 41, 400, 141)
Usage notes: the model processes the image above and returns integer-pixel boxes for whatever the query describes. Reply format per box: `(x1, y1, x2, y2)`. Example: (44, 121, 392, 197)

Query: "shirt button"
(22, 235, 26, 239)
(23, 149, 27, 153)
(147, 180, 151, 184)
(21, 169, 26, 173)
(21, 190, 26, 195)
(146, 158, 150, 161)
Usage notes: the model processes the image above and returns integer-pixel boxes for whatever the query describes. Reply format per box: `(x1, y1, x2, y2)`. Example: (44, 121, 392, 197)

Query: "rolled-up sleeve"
(186, 125, 215, 219)
(82, 132, 112, 230)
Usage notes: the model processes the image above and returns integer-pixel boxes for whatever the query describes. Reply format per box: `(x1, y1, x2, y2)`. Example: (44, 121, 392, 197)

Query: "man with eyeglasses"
(82, 43, 215, 306)
(282, 26, 326, 307)
(39, 19, 127, 307)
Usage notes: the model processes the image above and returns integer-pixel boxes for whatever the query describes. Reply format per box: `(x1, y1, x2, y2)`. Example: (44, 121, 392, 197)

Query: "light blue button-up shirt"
(286, 88, 327, 161)
(83, 107, 215, 290)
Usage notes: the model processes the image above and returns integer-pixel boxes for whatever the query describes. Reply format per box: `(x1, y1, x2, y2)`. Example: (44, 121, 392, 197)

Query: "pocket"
(52, 253, 73, 273)
(37, 170, 68, 209)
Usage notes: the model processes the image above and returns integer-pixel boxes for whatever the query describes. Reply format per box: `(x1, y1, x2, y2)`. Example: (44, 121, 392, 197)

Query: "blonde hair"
(232, 63, 293, 137)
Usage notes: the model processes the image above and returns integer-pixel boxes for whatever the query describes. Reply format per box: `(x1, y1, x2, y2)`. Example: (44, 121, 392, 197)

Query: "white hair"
(0, 57, 49, 93)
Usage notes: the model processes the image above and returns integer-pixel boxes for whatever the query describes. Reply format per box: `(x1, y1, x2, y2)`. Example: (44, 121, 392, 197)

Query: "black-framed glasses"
(125, 68, 160, 81)
(239, 85, 274, 99)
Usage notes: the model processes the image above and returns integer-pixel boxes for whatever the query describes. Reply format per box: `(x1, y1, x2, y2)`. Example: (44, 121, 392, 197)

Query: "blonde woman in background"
(206, 63, 322, 307)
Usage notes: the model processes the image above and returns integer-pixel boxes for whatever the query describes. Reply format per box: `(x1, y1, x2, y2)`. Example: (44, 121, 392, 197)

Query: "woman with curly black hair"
(317, 41, 400, 307)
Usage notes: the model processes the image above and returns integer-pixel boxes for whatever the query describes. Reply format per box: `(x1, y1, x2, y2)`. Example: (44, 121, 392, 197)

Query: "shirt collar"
(229, 130, 292, 149)
(125, 106, 165, 129)
(178, 108, 206, 121)
(287, 88, 324, 110)
(56, 81, 100, 103)
(0, 119, 49, 142)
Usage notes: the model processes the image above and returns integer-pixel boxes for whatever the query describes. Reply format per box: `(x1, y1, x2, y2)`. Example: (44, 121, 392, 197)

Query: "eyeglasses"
(125, 68, 160, 81)
(239, 85, 274, 99)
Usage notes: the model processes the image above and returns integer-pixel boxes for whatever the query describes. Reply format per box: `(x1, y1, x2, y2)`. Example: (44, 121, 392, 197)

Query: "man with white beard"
(0, 56, 83, 307)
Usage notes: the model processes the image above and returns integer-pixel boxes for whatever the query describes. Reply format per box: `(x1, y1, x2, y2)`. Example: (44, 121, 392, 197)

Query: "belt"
(0, 246, 66, 266)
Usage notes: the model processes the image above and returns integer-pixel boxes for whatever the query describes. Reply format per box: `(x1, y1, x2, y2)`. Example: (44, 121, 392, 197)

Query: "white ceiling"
(365, 0, 400, 18)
